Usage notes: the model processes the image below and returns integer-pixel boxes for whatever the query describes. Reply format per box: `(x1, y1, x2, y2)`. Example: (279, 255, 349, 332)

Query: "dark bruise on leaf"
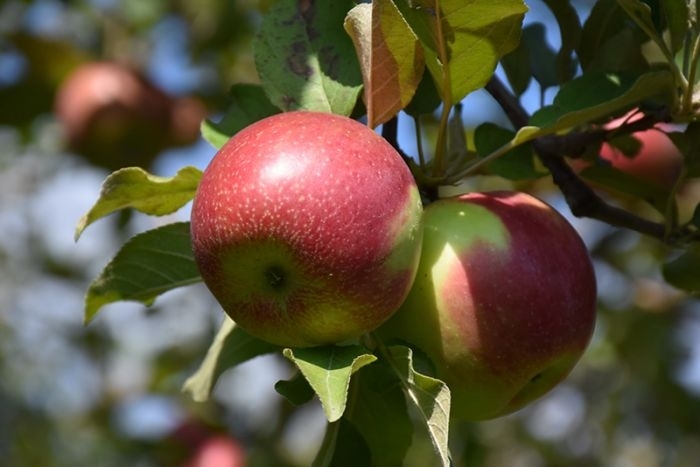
(253, 0, 362, 115)
(84, 222, 201, 323)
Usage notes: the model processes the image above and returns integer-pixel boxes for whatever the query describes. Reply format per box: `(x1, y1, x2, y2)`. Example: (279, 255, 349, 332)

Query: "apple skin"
(182, 435, 246, 467)
(599, 122, 682, 190)
(572, 111, 683, 190)
(190, 111, 423, 348)
(377, 191, 597, 420)
(54, 61, 205, 170)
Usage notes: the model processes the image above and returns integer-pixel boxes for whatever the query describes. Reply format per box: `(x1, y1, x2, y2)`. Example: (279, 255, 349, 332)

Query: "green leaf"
(578, 0, 648, 72)
(529, 70, 676, 135)
(253, 0, 363, 115)
(668, 122, 700, 177)
(500, 31, 531, 96)
(75, 166, 202, 241)
(344, 1, 424, 127)
(184, 318, 280, 401)
(396, 0, 527, 105)
(312, 418, 372, 467)
(84, 222, 201, 322)
(474, 122, 543, 180)
(541, 0, 581, 83)
(202, 84, 280, 150)
(404, 68, 442, 116)
(660, 0, 689, 53)
(521, 23, 559, 90)
(283, 345, 377, 422)
(275, 371, 316, 406)
(344, 359, 414, 467)
(386, 345, 451, 467)
(691, 203, 700, 228)
(663, 246, 700, 293)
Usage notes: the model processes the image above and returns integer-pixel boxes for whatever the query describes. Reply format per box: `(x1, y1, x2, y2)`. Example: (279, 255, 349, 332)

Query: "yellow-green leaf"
(344, 1, 424, 127)
(75, 166, 202, 240)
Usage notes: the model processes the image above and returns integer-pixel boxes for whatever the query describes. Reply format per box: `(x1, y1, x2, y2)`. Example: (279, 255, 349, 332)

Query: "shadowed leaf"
(184, 318, 280, 401)
(84, 222, 201, 322)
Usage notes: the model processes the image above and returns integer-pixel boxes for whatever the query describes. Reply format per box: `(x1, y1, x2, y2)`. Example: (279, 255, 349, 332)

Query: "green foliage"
(183, 318, 280, 401)
(75, 167, 202, 240)
(202, 84, 280, 149)
(344, 0, 423, 127)
(253, 0, 363, 115)
(663, 246, 700, 293)
(395, 0, 527, 106)
(529, 71, 676, 132)
(474, 122, 543, 180)
(282, 346, 376, 423)
(57, 0, 700, 464)
(84, 222, 201, 322)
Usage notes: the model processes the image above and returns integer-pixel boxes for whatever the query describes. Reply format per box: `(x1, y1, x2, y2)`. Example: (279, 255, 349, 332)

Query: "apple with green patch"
(190, 111, 423, 348)
(378, 191, 597, 420)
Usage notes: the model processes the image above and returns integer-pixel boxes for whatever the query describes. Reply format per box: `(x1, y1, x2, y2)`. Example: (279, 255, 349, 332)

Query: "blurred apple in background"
(378, 191, 597, 420)
(54, 61, 206, 170)
(573, 110, 683, 190)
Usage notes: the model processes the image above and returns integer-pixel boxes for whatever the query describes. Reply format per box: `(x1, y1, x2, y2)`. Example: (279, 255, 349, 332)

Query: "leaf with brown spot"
(253, 0, 362, 115)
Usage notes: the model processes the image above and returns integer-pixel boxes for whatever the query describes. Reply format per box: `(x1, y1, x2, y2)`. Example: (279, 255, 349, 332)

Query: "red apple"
(190, 111, 423, 348)
(54, 61, 205, 170)
(378, 191, 597, 420)
(575, 110, 683, 190)
(183, 435, 246, 467)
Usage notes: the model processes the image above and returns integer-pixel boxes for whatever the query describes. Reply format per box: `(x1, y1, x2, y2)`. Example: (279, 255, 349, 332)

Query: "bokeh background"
(2, 1, 700, 466)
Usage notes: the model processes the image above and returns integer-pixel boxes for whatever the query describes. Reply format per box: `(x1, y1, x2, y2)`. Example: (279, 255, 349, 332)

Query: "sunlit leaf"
(254, 0, 362, 115)
(396, 0, 527, 105)
(283, 345, 377, 422)
(75, 167, 202, 240)
(84, 222, 201, 322)
(184, 318, 280, 401)
(344, 0, 424, 127)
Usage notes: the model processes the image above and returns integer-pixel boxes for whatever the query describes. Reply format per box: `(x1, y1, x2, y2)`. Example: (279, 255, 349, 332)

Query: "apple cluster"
(190, 111, 597, 420)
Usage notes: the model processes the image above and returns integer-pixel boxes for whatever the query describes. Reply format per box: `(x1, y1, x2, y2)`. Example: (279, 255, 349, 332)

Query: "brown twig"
(484, 76, 679, 242)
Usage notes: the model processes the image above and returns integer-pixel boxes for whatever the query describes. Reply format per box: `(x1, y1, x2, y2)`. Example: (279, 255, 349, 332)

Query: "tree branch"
(484, 76, 674, 242)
